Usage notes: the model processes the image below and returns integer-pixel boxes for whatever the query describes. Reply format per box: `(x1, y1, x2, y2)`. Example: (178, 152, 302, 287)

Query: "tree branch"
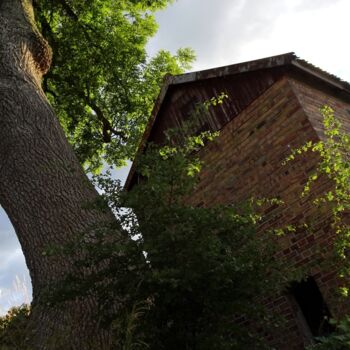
(56, 0, 80, 21)
(84, 97, 128, 143)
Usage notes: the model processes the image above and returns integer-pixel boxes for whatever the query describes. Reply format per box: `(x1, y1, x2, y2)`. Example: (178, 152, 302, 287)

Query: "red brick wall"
(182, 76, 350, 349)
(289, 76, 350, 314)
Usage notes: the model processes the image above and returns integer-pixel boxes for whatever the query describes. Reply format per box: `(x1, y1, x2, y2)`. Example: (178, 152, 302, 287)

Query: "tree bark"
(0, 1, 116, 348)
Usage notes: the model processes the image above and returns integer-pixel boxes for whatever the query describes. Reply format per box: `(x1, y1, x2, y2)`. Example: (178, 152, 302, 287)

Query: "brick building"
(125, 53, 350, 349)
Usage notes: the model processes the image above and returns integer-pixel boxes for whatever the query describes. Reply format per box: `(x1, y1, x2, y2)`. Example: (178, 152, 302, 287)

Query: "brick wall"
(180, 76, 350, 349)
(131, 70, 350, 348)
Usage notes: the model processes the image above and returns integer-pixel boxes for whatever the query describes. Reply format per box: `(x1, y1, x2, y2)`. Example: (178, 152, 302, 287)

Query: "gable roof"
(125, 52, 350, 190)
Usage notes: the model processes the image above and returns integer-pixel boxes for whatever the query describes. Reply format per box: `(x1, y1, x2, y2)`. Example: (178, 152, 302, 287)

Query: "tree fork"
(0, 0, 117, 348)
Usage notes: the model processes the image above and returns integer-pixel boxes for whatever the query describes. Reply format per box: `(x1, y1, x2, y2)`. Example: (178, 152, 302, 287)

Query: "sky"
(1, 0, 350, 314)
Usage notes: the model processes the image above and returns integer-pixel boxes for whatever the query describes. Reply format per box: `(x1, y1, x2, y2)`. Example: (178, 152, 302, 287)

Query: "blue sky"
(1, 0, 350, 314)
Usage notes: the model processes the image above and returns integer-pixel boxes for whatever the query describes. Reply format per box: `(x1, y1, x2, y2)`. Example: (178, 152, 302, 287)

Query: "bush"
(0, 305, 30, 350)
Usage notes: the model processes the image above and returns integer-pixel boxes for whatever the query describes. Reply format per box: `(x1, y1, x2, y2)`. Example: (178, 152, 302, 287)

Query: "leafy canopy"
(44, 107, 290, 349)
(33, 0, 195, 171)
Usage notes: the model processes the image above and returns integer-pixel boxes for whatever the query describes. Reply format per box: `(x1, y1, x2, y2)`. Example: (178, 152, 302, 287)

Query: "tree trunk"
(0, 1, 116, 348)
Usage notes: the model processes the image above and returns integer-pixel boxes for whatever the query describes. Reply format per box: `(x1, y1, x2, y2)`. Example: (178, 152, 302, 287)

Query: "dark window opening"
(290, 277, 335, 337)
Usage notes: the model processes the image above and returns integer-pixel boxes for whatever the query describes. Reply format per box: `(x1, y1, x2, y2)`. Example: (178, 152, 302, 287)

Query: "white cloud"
(148, 0, 350, 81)
(232, 0, 350, 81)
(0, 274, 31, 315)
(0, 209, 32, 314)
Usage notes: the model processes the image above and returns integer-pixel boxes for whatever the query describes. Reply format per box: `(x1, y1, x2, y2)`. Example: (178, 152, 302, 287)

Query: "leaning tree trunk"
(0, 1, 117, 348)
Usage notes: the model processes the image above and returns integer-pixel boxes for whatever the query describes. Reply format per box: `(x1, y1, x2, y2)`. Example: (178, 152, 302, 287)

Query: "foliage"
(286, 106, 350, 348)
(0, 305, 30, 350)
(119, 160, 284, 349)
(306, 317, 350, 349)
(33, 0, 195, 171)
(47, 105, 292, 349)
(286, 106, 350, 292)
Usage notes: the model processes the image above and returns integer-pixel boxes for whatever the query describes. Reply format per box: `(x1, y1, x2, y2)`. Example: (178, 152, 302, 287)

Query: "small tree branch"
(84, 97, 128, 143)
(56, 0, 80, 21)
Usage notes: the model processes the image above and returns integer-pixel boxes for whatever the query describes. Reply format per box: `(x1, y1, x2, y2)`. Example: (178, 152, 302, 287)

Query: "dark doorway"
(290, 277, 334, 337)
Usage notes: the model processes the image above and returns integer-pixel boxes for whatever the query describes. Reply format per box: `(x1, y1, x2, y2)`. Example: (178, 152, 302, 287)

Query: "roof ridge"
(167, 52, 296, 86)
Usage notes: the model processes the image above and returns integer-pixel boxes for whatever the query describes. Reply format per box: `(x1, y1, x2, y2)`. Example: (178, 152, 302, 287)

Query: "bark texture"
(0, 1, 116, 348)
